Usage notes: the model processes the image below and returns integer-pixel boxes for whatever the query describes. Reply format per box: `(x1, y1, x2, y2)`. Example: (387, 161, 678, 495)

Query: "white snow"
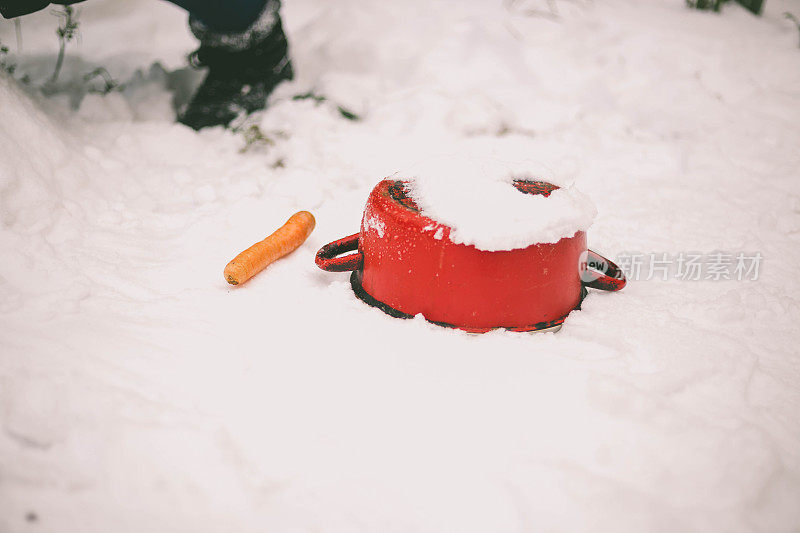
(404, 156, 597, 250)
(1, 0, 800, 531)
(362, 211, 386, 238)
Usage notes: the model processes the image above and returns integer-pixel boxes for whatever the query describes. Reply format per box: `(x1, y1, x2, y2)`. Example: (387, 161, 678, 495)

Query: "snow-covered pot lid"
(315, 163, 626, 333)
(403, 162, 597, 252)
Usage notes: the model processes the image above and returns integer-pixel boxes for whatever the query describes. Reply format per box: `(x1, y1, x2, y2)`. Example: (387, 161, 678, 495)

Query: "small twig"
(292, 91, 326, 104)
(14, 19, 22, 52)
(84, 67, 118, 94)
(292, 91, 361, 120)
(785, 13, 800, 48)
(49, 6, 80, 85)
(337, 105, 359, 121)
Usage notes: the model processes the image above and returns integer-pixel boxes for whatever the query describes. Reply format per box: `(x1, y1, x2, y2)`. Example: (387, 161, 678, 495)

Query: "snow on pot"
(316, 164, 625, 333)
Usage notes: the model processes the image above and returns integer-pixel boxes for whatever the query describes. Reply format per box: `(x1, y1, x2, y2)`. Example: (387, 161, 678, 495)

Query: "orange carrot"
(224, 210, 316, 285)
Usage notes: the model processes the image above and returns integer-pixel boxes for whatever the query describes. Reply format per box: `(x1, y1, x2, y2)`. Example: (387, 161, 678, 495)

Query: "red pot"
(316, 179, 625, 333)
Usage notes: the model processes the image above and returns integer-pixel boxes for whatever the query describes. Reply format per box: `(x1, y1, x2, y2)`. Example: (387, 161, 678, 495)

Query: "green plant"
(786, 13, 800, 48)
(49, 5, 79, 85)
(240, 124, 275, 153)
(236, 124, 291, 153)
(0, 41, 15, 76)
(0, 39, 31, 84)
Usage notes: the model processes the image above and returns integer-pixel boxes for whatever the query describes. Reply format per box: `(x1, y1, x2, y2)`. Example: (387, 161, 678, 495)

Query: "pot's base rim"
(349, 271, 583, 334)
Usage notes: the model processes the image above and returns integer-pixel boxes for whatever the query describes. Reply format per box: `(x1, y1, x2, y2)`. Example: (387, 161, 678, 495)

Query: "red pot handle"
(582, 249, 627, 291)
(315, 233, 364, 272)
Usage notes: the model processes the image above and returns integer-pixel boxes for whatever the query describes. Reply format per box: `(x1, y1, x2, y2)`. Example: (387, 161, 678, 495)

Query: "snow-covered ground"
(2, 0, 800, 531)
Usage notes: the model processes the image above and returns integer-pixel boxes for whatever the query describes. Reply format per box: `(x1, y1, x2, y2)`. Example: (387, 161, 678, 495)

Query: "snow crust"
(405, 157, 596, 250)
(1, 0, 800, 532)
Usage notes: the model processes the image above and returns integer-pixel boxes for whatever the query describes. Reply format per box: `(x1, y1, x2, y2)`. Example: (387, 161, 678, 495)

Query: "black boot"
(179, 0, 293, 130)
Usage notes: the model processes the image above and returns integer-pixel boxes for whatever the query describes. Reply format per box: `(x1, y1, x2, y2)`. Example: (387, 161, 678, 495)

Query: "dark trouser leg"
(175, 0, 293, 130)
(164, 0, 268, 32)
